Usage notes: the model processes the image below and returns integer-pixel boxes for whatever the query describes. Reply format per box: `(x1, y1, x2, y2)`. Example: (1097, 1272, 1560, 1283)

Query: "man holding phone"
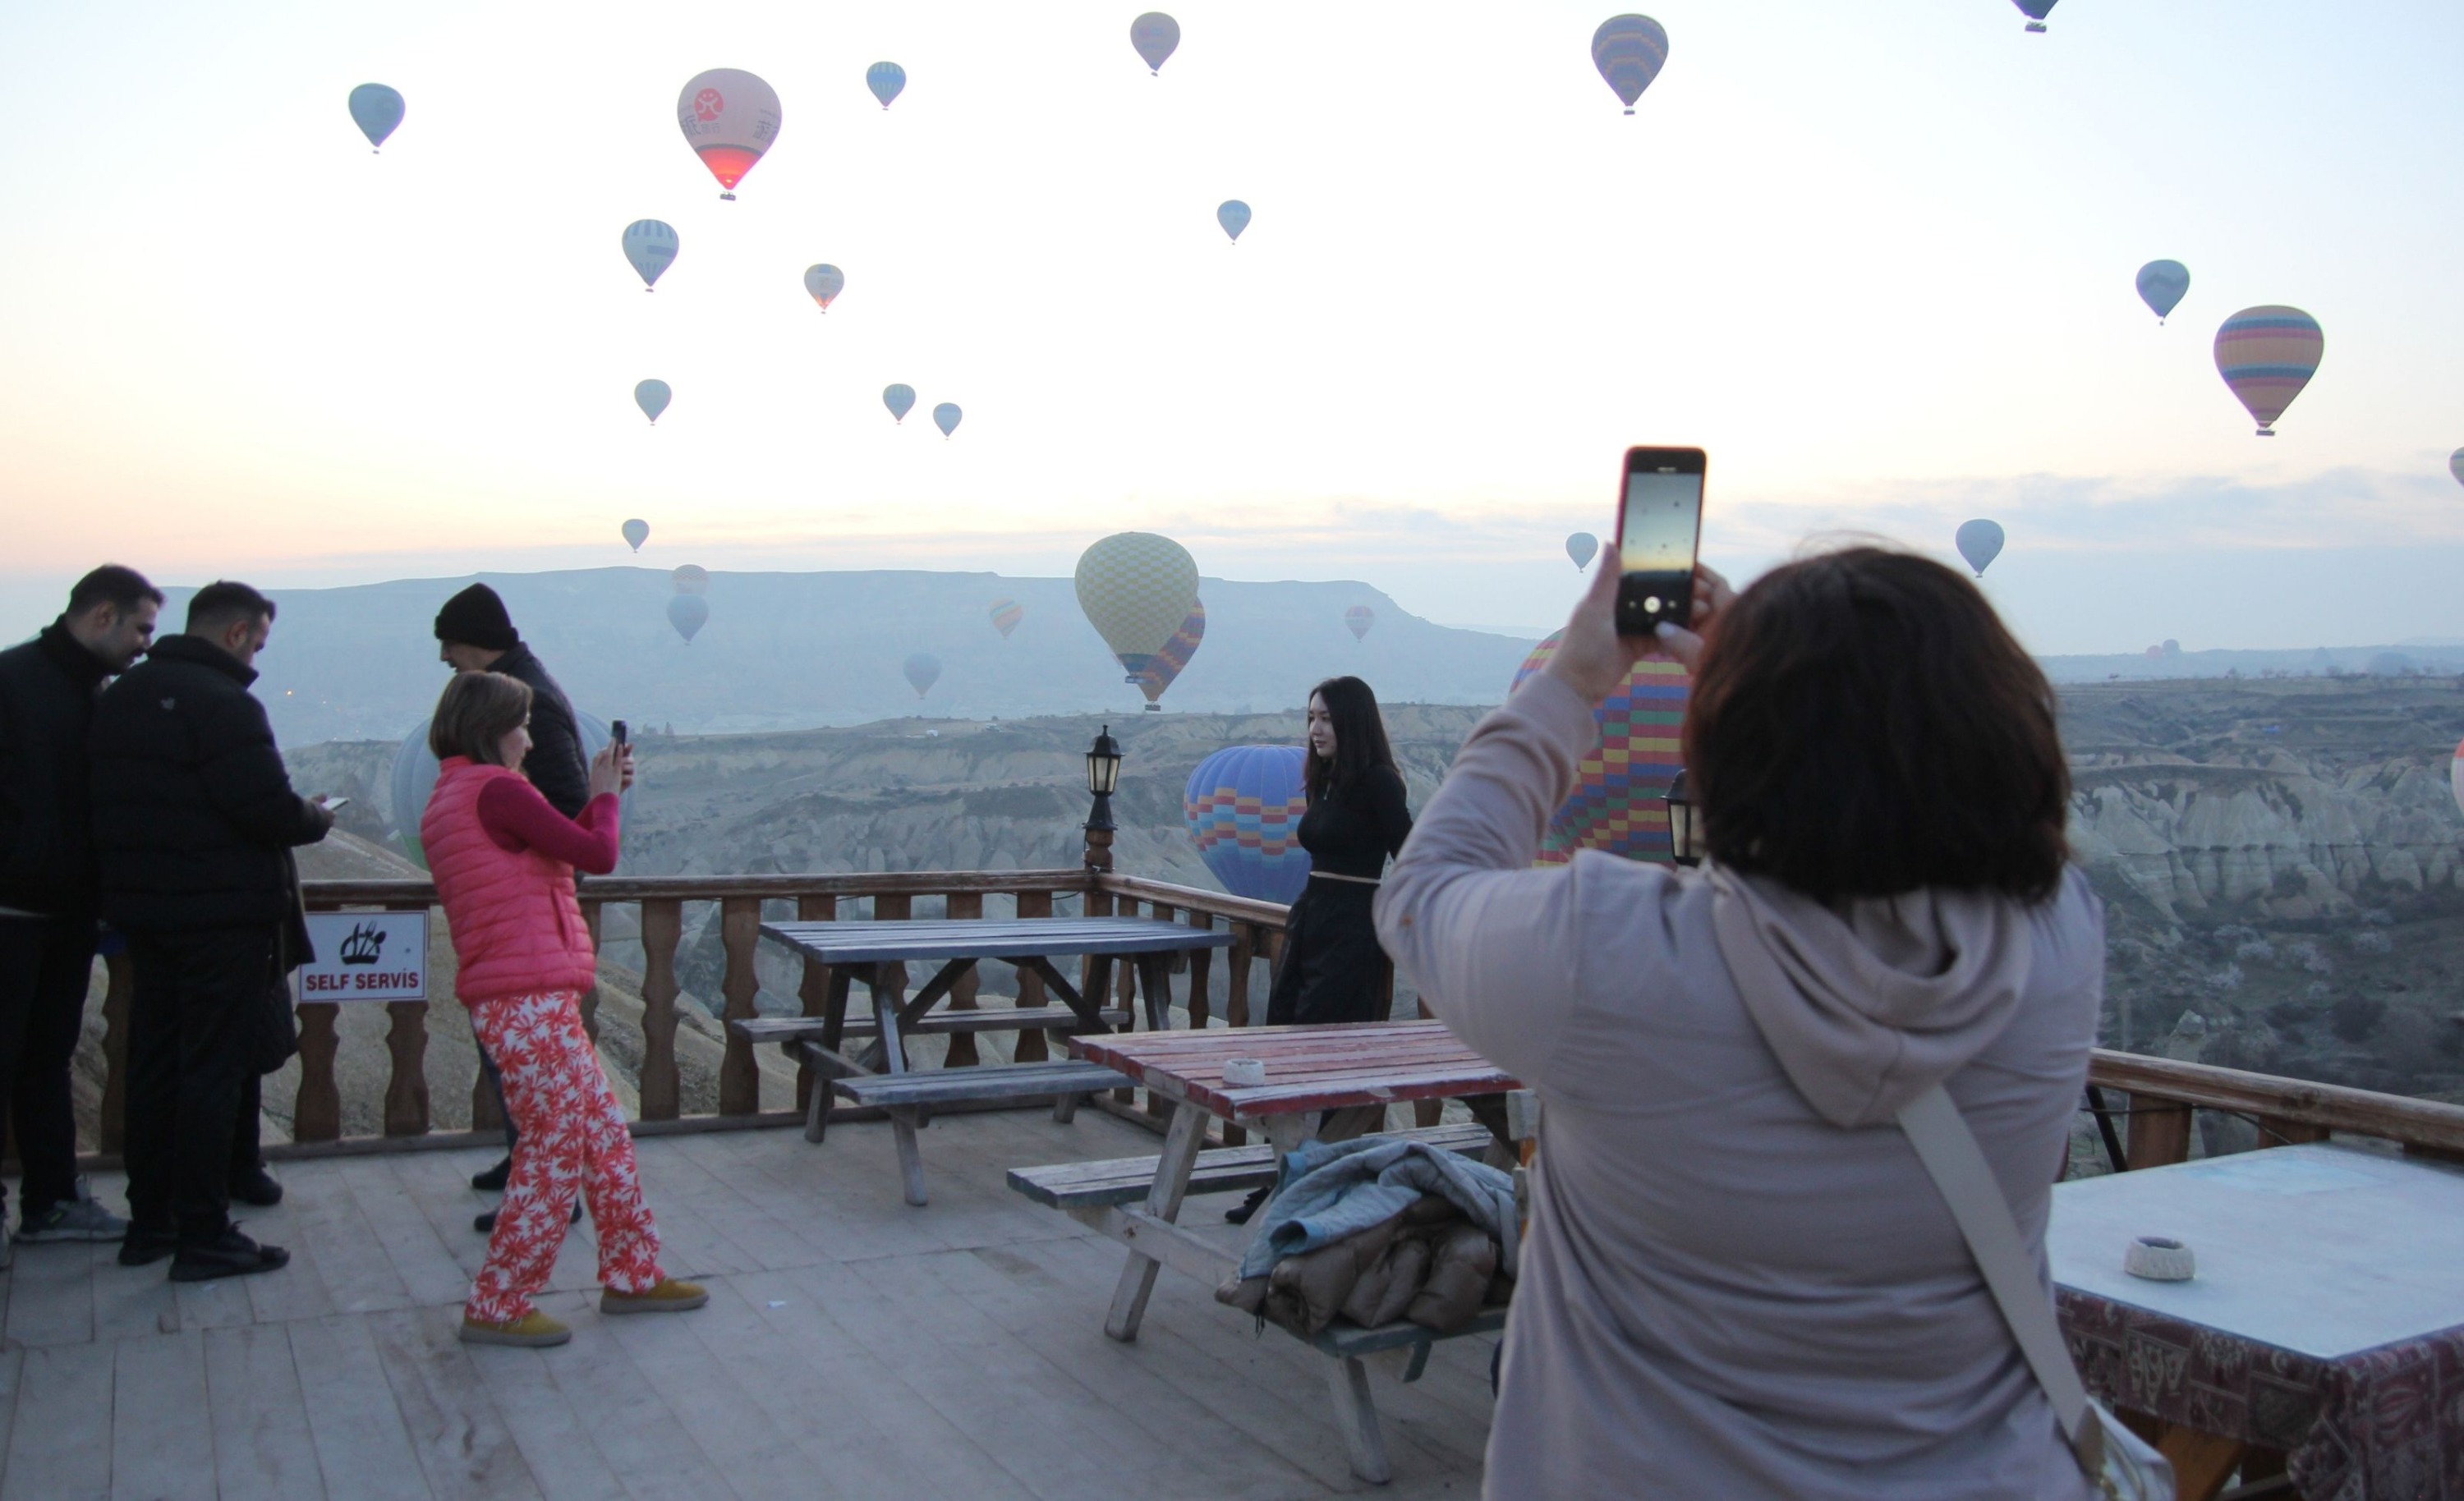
(432, 582, 593, 1219)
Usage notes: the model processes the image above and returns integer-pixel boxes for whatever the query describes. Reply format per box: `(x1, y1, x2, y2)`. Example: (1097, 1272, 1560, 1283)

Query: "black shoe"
(118, 1227, 177, 1267)
(1225, 1184, 1271, 1226)
(471, 1156, 513, 1192)
(168, 1228, 289, 1282)
(229, 1166, 283, 1207)
(475, 1199, 582, 1234)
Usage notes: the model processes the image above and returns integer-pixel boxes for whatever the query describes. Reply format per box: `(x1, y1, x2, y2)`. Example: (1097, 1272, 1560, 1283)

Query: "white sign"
(294, 911, 429, 1003)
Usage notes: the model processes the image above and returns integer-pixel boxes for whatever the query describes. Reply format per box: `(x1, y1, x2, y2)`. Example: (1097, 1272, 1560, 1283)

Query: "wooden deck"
(0, 1111, 1492, 1500)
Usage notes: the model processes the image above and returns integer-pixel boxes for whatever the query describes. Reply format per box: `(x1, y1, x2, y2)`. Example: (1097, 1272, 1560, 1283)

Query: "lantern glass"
(1666, 769, 1703, 868)
(1085, 725, 1124, 796)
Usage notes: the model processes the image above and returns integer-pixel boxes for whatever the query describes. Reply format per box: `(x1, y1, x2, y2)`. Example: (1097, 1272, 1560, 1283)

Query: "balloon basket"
(719, 192, 736, 201)
(1622, 108, 1634, 116)
(1143, 704, 1161, 712)
(2255, 428, 2275, 437)
(2025, 21, 2047, 31)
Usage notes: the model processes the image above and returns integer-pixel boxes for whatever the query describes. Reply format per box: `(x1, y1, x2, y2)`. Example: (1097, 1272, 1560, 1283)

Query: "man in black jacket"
(434, 581, 591, 1221)
(93, 581, 332, 1280)
(0, 565, 160, 1255)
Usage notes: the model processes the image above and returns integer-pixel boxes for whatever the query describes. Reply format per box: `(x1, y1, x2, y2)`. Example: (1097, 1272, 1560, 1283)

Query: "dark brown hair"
(1304, 676, 1398, 801)
(1682, 546, 2069, 902)
(428, 672, 533, 766)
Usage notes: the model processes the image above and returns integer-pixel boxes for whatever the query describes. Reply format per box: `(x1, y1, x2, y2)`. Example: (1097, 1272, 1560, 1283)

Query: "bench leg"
(1052, 1092, 1081, 1124)
(889, 1107, 928, 1206)
(802, 1044, 832, 1143)
(1105, 1100, 1209, 1343)
(1326, 1355, 1394, 1485)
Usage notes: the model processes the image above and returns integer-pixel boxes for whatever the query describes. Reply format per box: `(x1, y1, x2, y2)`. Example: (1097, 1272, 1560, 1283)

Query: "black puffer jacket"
(491, 643, 590, 819)
(0, 622, 116, 917)
(90, 635, 330, 933)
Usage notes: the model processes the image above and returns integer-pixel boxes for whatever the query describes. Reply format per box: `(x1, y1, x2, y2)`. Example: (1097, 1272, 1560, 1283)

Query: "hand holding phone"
(610, 719, 628, 747)
(1614, 446, 1706, 638)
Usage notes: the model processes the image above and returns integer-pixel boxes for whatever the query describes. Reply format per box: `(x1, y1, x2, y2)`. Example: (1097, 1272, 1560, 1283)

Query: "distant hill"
(178, 567, 1538, 746)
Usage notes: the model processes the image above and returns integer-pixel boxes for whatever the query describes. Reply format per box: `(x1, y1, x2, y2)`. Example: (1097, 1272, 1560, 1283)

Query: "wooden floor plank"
(4, 1241, 101, 1347)
(90, 1255, 183, 1343)
(0, 1345, 24, 1485)
(287, 1163, 420, 1315)
(358, 1159, 490, 1308)
(287, 1315, 434, 1501)
(6, 1340, 115, 1499)
(533, 1309, 724, 1501)
(108, 1329, 217, 1501)
(457, 1301, 631, 1501)
(600, 1286, 825, 1501)
(365, 1306, 544, 1501)
(204, 1321, 326, 1499)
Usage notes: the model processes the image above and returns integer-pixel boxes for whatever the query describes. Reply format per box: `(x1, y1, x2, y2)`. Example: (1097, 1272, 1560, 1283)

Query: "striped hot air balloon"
(1136, 601, 1205, 706)
(1345, 605, 1375, 641)
(2213, 305, 2323, 436)
(2452, 737, 2464, 820)
(866, 62, 906, 109)
(2135, 259, 2189, 323)
(1184, 745, 1312, 903)
(1076, 532, 1201, 695)
(671, 564, 709, 594)
(623, 220, 679, 290)
(988, 598, 1024, 638)
(1510, 634, 1689, 862)
(1591, 16, 1670, 114)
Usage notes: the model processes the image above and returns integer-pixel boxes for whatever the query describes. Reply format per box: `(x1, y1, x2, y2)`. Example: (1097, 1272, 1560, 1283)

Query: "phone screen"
(1615, 448, 1706, 636)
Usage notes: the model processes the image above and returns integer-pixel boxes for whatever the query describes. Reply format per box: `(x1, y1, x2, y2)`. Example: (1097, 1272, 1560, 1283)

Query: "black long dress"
(1266, 764, 1413, 1026)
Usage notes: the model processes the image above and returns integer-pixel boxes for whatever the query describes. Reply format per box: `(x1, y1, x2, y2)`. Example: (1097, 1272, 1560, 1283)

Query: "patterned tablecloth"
(2059, 1287, 2464, 1500)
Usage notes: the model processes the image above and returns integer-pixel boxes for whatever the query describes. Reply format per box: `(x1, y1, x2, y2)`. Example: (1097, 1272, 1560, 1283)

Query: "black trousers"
(0, 916, 99, 1220)
(125, 927, 276, 1244)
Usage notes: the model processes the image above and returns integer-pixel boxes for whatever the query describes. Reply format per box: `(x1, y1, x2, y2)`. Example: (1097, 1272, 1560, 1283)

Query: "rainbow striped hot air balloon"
(1136, 601, 1206, 706)
(988, 598, 1023, 638)
(2213, 305, 2323, 436)
(1184, 744, 1312, 904)
(1511, 634, 1689, 862)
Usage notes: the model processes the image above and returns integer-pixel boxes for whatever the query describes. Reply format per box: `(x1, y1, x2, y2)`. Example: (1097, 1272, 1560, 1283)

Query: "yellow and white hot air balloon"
(1074, 533, 1200, 704)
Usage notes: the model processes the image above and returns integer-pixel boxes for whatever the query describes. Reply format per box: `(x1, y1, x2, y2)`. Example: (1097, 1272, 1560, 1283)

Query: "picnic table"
(2048, 1141, 2464, 1501)
(744, 916, 1233, 1205)
(1011, 1020, 1521, 1483)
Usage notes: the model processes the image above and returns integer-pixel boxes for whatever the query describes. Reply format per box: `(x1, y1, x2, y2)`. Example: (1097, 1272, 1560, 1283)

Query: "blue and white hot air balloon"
(1184, 745, 1312, 903)
(623, 220, 678, 290)
(2135, 260, 2190, 324)
(635, 379, 672, 425)
(349, 84, 405, 150)
(1955, 519, 2006, 577)
(883, 384, 916, 423)
(933, 402, 963, 438)
(866, 62, 907, 108)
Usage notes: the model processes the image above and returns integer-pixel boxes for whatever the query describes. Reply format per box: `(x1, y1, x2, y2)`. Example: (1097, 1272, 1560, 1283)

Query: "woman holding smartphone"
(421, 671, 704, 1347)
(1226, 675, 1414, 1223)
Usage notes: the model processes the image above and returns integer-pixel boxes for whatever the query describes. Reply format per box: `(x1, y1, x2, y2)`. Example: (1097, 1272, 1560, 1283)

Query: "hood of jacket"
(1708, 862, 2032, 1128)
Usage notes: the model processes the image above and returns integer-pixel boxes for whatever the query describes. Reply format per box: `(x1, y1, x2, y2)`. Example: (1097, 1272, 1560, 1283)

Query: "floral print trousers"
(466, 989, 664, 1324)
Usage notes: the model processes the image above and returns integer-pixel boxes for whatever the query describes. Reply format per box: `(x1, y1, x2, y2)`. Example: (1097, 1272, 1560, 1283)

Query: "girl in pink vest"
(421, 671, 704, 1347)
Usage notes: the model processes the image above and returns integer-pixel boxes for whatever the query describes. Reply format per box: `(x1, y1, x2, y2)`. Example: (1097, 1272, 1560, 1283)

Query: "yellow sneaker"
(600, 1278, 708, 1315)
(459, 1311, 572, 1347)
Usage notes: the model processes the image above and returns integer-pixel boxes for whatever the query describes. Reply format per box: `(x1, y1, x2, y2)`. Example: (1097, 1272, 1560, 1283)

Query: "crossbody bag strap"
(1896, 1085, 2091, 1443)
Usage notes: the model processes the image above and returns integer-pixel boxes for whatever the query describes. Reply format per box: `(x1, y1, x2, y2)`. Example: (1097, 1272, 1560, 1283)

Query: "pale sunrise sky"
(2, 0, 2460, 653)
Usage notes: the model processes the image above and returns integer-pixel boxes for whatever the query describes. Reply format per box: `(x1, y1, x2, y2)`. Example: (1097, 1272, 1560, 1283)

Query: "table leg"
(2159, 1425, 2246, 1501)
(1135, 952, 1174, 1033)
(1106, 1100, 1211, 1343)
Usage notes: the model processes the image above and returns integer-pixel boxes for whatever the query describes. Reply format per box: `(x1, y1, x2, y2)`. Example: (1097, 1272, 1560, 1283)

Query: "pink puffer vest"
(423, 758, 598, 1005)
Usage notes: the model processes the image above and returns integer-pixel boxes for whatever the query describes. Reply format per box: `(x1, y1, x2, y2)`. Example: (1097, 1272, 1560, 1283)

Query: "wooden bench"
(837, 1060, 1131, 1206)
(1005, 1120, 1497, 1210)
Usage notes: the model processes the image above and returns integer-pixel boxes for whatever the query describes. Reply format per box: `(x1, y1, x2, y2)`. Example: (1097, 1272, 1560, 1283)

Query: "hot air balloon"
(2145, 645, 2163, 661)
(883, 384, 916, 423)
(1138, 602, 1206, 706)
(1511, 635, 1689, 862)
(623, 220, 678, 290)
(1130, 12, 1180, 74)
(667, 594, 710, 643)
(1566, 532, 1599, 570)
(622, 519, 650, 552)
(1218, 200, 1251, 242)
(2135, 260, 2189, 323)
(1185, 745, 1312, 903)
(2451, 737, 2464, 820)
(2214, 305, 2323, 436)
(803, 264, 844, 311)
(1345, 605, 1375, 641)
(393, 714, 627, 864)
(933, 402, 963, 438)
(1591, 16, 1669, 114)
(867, 62, 906, 109)
(1077, 532, 1202, 698)
(989, 598, 1024, 638)
(1955, 519, 2005, 576)
(635, 379, 672, 425)
(672, 564, 709, 594)
(2448, 449, 2464, 489)
(903, 652, 941, 698)
(677, 68, 781, 200)
(2011, 0, 2057, 31)
(349, 85, 405, 151)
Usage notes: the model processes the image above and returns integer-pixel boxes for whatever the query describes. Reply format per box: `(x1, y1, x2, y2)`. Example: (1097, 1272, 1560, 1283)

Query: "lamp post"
(1665, 769, 1703, 869)
(1083, 723, 1124, 872)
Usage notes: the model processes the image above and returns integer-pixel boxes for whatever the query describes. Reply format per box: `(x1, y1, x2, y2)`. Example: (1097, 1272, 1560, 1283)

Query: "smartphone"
(1614, 446, 1707, 637)
(317, 796, 351, 811)
(610, 719, 628, 747)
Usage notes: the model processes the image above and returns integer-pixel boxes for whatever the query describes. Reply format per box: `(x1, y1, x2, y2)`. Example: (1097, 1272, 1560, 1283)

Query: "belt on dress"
(1308, 870, 1381, 887)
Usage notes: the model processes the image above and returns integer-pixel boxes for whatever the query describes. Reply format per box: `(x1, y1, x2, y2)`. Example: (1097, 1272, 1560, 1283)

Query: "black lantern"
(1083, 724, 1124, 870)
(1665, 769, 1703, 868)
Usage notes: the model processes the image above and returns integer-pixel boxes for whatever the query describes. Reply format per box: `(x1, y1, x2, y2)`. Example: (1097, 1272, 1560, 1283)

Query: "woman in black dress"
(1230, 677, 1412, 1222)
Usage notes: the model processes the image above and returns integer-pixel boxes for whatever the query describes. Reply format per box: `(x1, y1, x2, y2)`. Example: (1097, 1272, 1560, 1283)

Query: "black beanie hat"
(434, 583, 518, 652)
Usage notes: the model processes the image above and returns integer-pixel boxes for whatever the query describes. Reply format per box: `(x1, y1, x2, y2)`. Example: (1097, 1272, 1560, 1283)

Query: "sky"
(2, 0, 2461, 654)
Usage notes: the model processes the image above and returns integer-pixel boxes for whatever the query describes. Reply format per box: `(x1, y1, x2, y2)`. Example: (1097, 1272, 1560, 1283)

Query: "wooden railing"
(84, 863, 2464, 1168)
